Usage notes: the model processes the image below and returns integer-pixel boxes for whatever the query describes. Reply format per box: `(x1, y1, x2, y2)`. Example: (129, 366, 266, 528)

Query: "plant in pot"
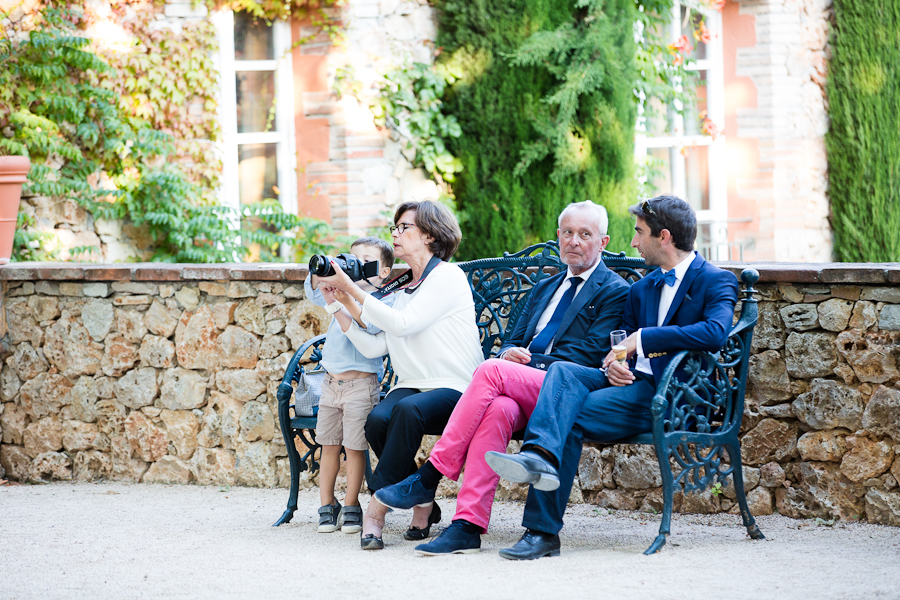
(0, 6, 30, 264)
(0, 6, 118, 263)
(0, 153, 29, 264)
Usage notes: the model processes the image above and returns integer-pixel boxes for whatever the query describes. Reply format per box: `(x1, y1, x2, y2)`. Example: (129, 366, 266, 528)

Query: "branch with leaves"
(505, 0, 636, 184)
(0, 4, 334, 263)
(369, 62, 464, 184)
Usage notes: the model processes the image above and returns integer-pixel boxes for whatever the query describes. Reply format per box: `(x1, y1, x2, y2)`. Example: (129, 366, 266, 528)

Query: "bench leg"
(646, 445, 675, 555)
(273, 433, 302, 526)
(273, 387, 305, 526)
(728, 441, 765, 541)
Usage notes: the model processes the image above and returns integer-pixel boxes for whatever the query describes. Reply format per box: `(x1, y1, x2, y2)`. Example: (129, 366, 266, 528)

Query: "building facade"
(14, 0, 835, 263)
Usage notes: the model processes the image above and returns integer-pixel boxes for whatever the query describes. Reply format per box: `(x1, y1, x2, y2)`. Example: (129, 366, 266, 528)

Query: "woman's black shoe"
(403, 502, 441, 541)
(360, 533, 384, 550)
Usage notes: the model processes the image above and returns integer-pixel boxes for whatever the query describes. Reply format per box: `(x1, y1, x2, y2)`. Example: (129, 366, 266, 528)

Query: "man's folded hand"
(502, 347, 532, 364)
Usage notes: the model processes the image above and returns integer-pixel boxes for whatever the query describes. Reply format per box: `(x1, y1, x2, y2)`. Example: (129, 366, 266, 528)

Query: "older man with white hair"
(373, 201, 630, 555)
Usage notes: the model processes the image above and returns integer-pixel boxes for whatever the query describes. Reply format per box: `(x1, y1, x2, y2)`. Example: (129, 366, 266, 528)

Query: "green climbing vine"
(334, 60, 464, 191)
(0, 0, 343, 262)
(371, 62, 464, 185)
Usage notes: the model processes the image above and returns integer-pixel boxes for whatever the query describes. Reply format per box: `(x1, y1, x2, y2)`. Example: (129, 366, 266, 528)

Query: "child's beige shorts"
(315, 373, 380, 451)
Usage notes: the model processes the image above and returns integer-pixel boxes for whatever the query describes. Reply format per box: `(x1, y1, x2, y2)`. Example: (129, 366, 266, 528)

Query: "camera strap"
(370, 255, 442, 300)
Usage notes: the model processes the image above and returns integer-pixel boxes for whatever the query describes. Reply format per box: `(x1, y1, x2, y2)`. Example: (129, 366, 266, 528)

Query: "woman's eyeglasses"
(390, 222, 417, 235)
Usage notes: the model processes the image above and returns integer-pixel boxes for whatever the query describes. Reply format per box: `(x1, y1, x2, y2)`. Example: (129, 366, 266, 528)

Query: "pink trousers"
(429, 358, 547, 532)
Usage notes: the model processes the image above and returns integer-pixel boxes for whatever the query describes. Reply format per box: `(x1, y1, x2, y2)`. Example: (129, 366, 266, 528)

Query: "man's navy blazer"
(622, 252, 738, 384)
(498, 261, 630, 370)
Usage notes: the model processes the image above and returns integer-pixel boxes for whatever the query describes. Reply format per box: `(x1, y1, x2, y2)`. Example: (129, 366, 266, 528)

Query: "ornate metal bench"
(274, 242, 764, 554)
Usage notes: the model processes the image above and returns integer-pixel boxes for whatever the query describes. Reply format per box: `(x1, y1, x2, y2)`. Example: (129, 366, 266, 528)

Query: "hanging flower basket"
(0, 155, 30, 265)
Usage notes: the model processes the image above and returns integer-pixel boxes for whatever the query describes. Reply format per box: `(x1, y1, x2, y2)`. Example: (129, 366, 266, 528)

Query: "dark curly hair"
(628, 195, 697, 252)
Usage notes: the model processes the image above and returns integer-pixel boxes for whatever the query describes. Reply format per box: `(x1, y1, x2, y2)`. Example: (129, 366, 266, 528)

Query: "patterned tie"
(529, 276, 584, 355)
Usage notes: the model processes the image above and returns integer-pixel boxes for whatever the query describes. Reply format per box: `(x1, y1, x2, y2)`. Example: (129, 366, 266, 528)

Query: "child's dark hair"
(351, 236, 395, 270)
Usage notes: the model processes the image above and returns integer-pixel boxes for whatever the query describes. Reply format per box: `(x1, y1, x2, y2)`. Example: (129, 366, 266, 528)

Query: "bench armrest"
(277, 334, 327, 409)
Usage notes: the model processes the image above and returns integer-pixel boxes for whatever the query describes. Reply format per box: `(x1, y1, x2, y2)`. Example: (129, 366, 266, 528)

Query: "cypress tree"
(435, 0, 637, 259)
(827, 0, 900, 261)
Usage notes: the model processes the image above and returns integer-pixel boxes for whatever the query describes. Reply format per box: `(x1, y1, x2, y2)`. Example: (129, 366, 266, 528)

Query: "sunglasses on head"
(640, 199, 657, 216)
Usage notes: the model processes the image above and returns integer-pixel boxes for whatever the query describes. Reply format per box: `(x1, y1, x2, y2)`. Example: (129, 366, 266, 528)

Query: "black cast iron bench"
(274, 241, 763, 554)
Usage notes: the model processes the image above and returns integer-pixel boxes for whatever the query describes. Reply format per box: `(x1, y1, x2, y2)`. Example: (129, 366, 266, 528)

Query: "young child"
(304, 237, 395, 534)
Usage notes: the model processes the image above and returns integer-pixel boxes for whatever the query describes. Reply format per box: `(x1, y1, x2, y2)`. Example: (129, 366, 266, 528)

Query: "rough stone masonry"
(0, 262, 899, 527)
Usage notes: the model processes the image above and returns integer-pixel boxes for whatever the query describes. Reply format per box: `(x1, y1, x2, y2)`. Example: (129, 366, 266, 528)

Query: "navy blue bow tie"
(652, 269, 677, 288)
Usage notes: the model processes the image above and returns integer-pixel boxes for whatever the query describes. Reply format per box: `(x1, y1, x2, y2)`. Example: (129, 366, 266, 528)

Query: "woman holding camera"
(321, 199, 484, 550)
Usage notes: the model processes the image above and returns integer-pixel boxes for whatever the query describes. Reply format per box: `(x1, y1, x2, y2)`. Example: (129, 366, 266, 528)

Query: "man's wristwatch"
(325, 301, 343, 315)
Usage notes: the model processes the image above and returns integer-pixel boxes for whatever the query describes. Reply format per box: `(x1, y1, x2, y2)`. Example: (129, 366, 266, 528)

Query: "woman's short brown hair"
(394, 199, 462, 261)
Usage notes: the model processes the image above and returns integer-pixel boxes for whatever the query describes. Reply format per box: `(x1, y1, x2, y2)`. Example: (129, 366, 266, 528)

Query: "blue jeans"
(519, 361, 655, 535)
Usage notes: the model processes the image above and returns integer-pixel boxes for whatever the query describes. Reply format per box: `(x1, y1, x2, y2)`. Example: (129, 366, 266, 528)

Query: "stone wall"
(1, 262, 899, 527)
(0, 264, 333, 489)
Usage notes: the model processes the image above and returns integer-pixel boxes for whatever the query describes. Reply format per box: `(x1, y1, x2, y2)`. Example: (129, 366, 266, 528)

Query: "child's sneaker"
(340, 505, 363, 534)
(317, 500, 342, 533)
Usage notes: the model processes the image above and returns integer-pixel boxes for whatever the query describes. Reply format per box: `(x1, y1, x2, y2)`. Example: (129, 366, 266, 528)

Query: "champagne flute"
(610, 329, 628, 365)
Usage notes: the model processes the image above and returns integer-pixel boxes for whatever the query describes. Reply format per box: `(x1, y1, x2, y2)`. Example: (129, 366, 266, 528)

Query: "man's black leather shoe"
(498, 529, 561, 560)
(484, 449, 560, 491)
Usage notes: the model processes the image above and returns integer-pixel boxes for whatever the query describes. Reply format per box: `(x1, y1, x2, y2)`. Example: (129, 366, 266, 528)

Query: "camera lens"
(309, 255, 322, 274)
(308, 255, 333, 277)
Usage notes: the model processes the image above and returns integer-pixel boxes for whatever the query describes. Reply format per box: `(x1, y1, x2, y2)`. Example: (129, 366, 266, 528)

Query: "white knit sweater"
(344, 261, 484, 393)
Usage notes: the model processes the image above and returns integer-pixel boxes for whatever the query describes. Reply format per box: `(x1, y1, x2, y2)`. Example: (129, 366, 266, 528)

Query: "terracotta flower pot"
(0, 155, 30, 265)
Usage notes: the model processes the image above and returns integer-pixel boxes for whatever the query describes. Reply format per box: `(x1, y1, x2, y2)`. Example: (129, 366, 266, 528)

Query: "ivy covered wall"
(0, 0, 335, 263)
(435, 0, 638, 259)
(826, 0, 900, 262)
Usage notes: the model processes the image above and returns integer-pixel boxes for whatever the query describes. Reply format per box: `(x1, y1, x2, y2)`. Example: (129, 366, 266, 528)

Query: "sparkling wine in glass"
(610, 329, 627, 365)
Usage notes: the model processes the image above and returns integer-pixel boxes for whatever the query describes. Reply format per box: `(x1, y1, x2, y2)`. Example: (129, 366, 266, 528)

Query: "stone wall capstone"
(1, 262, 900, 528)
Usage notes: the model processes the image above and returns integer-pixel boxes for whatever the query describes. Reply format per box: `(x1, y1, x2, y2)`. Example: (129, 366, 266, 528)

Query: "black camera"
(308, 253, 380, 282)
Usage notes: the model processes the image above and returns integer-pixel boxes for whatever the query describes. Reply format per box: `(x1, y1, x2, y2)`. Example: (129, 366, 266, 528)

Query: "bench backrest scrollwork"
(456, 242, 654, 359)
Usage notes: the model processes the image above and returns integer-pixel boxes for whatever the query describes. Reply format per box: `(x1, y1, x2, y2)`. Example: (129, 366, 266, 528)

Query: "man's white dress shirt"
(524, 259, 601, 355)
(634, 252, 696, 375)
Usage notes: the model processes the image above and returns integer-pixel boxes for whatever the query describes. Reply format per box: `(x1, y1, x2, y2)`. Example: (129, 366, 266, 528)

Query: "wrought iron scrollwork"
(672, 442, 733, 494)
(655, 351, 734, 435)
(649, 268, 761, 508)
(651, 351, 741, 496)
(718, 332, 744, 369)
(460, 241, 565, 357)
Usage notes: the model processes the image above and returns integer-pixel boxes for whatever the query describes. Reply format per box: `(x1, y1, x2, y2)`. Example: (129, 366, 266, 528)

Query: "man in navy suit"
(372, 201, 630, 554)
(486, 195, 739, 560)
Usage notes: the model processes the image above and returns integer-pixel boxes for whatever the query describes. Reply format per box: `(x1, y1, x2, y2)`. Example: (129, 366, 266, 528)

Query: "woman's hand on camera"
(318, 259, 370, 309)
(318, 260, 355, 292)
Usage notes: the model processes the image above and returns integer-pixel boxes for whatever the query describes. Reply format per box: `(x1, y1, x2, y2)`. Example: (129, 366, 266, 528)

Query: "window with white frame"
(213, 10, 297, 245)
(635, 2, 728, 260)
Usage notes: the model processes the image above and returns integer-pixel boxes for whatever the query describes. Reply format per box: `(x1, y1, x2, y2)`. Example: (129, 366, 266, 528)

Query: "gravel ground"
(1, 482, 899, 600)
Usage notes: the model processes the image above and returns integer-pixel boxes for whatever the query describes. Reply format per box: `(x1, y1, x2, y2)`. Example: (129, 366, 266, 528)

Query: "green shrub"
(435, 0, 638, 259)
(827, 0, 900, 261)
